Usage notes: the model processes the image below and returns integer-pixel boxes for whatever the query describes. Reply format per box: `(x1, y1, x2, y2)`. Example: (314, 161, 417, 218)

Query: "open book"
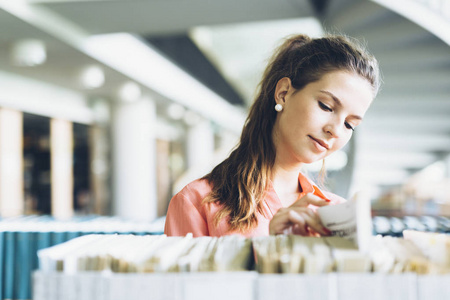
(317, 191, 373, 252)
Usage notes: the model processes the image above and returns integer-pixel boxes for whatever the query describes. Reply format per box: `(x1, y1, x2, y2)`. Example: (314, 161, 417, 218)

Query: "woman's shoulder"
(165, 178, 213, 236)
(174, 178, 213, 206)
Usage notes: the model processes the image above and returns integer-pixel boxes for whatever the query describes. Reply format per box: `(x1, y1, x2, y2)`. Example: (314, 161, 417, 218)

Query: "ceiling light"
(118, 82, 141, 102)
(83, 33, 246, 133)
(167, 103, 186, 120)
(10, 39, 47, 67)
(80, 65, 105, 89)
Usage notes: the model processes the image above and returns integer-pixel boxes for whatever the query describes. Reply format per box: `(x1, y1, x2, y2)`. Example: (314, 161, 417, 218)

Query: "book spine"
(3, 231, 15, 299)
(15, 230, 32, 299)
(0, 231, 4, 300)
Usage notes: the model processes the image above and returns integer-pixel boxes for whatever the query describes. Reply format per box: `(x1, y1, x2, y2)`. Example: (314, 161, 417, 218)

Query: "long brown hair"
(203, 34, 381, 233)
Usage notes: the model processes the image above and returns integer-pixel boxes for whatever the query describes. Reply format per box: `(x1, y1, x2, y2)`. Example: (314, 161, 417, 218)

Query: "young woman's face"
(272, 70, 373, 166)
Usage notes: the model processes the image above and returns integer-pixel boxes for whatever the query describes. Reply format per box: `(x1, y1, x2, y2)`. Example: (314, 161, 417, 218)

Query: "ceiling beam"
(147, 34, 245, 106)
(358, 133, 450, 152)
(356, 151, 437, 169)
(308, 0, 330, 16)
(362, 115, 450, 133)
(372, 0, 450, 46)
(0, 0, 247, 133)
(326, 1, 388, 33)
(369, 97, 450, 114)
(355, 18, 431, 52)
(34, 0, 315, 35)
(382, 69, 450, 87)
(354, 167, 410, 186)
(374, 42, 450, 71)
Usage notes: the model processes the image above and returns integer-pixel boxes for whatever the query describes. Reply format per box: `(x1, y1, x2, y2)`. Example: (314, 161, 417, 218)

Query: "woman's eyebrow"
(319, 90, 363, 120)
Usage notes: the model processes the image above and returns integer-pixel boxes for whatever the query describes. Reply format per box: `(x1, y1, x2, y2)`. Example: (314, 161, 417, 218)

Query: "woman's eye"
(319, 101, 332, 112)
(345, 122, 354, 131)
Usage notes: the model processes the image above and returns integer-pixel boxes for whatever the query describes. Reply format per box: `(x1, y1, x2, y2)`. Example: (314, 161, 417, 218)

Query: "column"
(89, 125, 110, 215)
(172, 118, 215, 194)
(111, 97, 157, 222)
(444, 153, 450, 178)
(50, 118, 74, 219)
(186, 118, 215, 171)
(214, 128, 239, 164)
(89, 98, 111, 215)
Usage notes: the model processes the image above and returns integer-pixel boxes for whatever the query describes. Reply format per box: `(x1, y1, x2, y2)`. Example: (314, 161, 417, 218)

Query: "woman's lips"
(308, 135, 329, 151)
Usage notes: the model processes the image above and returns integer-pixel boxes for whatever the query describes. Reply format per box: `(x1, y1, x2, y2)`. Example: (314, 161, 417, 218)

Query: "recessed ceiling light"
(167, 103, 186, 120)
(118, 81, 141, 102)
(80, 65, 105, 89)
(10, 39, 47, 67)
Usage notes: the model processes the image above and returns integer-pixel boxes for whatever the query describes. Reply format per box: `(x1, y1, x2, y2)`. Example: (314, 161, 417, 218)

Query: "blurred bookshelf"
(370, 162, 450, 237)
(0, 215, 165, 300)
(23, 113, 51, 215)
(32, 233, 450, 300)
(73, 123, 92, 214)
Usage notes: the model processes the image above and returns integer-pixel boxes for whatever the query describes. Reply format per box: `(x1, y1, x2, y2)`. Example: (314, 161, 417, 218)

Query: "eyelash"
(318, 101, 332, 112)
(345, 122, 355, 131)
(318, 101, 354, 131)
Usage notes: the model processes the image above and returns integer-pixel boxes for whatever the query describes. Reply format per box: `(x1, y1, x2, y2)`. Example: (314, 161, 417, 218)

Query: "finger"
(292, 224, 308, 236)
(301, 212, 331, 236)
(291, 208, 329, 235)
(287, 210, 308, 236)
(308, 230, 321, 237)
(291, 193, 330, 208)
(269, 209, 295, 235)
(269, 218, 287, 235)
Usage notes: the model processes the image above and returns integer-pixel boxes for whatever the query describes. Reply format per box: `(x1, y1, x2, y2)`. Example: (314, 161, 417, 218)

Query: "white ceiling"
(189, 18, 324, 104)
(30, 0, 315, 35)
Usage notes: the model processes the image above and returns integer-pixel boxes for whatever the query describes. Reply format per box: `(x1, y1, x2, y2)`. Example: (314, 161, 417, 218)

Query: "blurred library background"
(1, 0, 450, 299)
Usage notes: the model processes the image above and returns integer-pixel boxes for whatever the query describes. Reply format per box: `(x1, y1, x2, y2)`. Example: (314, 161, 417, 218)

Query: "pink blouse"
(164, 172, 345, 237)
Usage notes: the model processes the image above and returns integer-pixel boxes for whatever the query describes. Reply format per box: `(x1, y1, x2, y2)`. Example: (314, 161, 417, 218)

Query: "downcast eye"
(345, 122, 354, 131)
(319, 101, 332, 112)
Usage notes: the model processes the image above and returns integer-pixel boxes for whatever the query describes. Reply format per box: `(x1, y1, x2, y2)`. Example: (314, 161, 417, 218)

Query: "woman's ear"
(274, 77, 292, 105)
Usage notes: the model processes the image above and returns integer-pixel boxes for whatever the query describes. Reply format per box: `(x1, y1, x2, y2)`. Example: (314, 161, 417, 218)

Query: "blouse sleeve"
(164, 190, 209, 237)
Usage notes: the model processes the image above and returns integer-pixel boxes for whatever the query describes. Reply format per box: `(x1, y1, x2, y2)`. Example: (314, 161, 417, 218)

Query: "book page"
(317, 191, 372, 251)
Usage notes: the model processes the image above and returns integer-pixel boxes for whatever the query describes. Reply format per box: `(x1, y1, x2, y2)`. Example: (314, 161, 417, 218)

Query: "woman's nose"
(324, 120, 342, 138)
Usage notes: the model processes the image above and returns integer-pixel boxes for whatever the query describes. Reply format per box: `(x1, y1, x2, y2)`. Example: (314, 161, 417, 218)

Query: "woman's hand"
(269, 193, 331, 236)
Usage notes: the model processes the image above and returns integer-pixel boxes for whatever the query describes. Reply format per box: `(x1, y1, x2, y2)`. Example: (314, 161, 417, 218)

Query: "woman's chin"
(299, 155, 324, 165)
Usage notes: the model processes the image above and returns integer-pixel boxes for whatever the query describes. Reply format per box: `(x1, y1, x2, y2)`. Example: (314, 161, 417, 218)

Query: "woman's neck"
(271, 162, 303, 207)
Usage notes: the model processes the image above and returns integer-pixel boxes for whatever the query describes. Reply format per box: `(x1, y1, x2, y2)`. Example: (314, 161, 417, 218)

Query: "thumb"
(292, 193, 330, 208)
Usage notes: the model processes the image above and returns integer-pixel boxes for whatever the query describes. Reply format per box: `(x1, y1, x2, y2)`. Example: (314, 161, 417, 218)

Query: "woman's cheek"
(335, 135, 352, 151)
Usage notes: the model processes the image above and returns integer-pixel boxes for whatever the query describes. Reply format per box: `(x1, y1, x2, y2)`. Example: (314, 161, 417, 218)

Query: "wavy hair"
(203, 34, 380, 232)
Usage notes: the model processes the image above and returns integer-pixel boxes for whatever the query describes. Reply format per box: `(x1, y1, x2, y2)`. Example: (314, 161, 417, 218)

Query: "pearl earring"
(274, 104, 283, 112)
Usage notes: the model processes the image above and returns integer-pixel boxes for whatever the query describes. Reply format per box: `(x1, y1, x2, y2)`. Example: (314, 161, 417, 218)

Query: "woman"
(164, 34, 380, 237)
